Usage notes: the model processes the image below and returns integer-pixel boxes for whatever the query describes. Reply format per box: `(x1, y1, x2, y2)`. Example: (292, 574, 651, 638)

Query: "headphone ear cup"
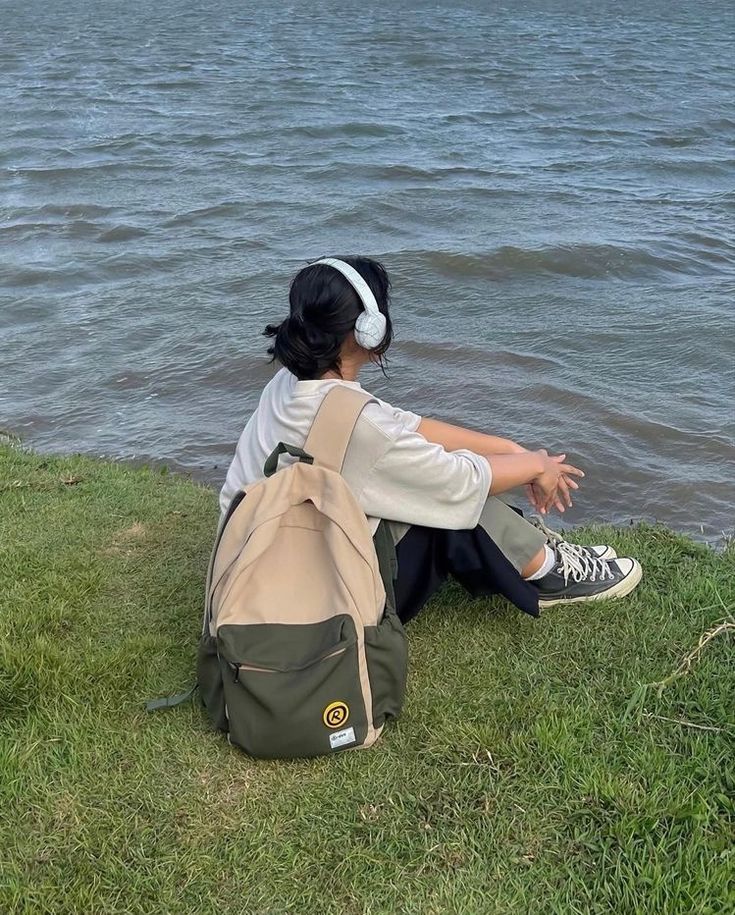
(354, 311, 387, 350)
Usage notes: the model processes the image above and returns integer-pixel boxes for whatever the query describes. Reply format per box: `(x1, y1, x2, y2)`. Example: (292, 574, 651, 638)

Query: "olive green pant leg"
(476, 498, 547, 573)
(389, 499, 547, 575)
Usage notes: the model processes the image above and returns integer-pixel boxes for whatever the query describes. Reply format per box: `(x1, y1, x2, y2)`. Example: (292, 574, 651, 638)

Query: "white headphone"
(312, 258, 388, 350)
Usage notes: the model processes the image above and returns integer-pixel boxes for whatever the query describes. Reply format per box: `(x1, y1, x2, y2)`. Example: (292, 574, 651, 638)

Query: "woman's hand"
(499, 443, 545, 513)
(486, 449, 583, 506)
(517, 446, 579, 514)
(533, 450, 584, 515)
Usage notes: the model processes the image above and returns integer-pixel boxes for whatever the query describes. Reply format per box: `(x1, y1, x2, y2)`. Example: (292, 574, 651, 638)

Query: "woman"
(220, 256, 642, 622)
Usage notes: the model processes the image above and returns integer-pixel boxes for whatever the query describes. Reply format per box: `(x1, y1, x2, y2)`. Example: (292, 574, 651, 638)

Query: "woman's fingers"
(550, 489, 565, 512)
(549, 494, 563, 514)
(553, 480, 567, 512)
(548, 454, 585, 479)
(557, 476, 573, 508)
(524, 484, 541, 512)
(537, 474, 577, 515)
(533, 459, 584, 514)
(559, 463, 585, 478)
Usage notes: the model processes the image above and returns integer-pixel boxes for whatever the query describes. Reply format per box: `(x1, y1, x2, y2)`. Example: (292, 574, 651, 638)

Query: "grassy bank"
(1, 442, 733, 914)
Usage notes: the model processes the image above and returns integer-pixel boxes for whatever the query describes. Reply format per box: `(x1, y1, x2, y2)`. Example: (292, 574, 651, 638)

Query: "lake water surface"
(1, 0, 734, 541)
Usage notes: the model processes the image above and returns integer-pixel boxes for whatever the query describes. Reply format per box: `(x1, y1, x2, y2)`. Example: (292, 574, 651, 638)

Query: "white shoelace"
(530, 515, 571, 546)
(555, 540, 614, 584)
(530, 515, 604, 562)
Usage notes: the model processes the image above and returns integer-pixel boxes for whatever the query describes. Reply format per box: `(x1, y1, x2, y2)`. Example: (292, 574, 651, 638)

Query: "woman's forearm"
(417, 417, 524, 455)
(417, 417, 564, 498)
(486, 452, 545, 495)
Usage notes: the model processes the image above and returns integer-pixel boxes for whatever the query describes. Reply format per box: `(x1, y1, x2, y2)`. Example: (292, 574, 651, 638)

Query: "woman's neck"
(322, 352, 365, 382)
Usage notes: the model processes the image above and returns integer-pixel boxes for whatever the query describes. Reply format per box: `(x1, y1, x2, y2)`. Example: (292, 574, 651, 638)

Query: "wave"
(9, 162, 171, 180)
(277, 121, 406, 140)
(0, 219, 150, 243)
(398, 244, 697, 281)
(645, 132, 707, 148)
(13, 203, 116, 219)
(0, 265, 98, 288)
(396, 340, 563, 372)
(98, 225, 149, 242)
(161, 202, 247, 228)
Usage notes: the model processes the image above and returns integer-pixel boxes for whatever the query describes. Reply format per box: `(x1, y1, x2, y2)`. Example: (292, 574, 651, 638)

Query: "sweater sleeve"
(355, 414, 492, 531)
(372, 397, 422, 433)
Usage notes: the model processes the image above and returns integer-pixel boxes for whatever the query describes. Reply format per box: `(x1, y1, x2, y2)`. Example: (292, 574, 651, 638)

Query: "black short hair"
(263, 256, 393, 380)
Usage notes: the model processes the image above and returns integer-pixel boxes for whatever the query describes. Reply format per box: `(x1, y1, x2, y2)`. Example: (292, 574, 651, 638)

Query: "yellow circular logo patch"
(323, 701, 350, 729)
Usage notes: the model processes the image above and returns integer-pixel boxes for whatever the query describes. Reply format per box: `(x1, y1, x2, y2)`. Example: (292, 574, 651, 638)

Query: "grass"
(1, 440, 733, 914)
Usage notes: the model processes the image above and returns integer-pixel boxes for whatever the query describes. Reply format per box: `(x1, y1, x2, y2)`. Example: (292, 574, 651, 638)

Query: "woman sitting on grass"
(220, 256, 642, 622)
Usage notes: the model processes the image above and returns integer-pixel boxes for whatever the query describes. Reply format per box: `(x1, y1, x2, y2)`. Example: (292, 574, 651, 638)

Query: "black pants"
(394, 524, 541, 624)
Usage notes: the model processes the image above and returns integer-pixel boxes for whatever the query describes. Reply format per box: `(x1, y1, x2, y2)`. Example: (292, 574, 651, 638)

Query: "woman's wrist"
(487, 451, 546, 495)
(531, 451, 547, 477)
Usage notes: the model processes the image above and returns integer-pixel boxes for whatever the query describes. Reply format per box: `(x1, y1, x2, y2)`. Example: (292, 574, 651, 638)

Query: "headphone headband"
(311, 258, 380, 317)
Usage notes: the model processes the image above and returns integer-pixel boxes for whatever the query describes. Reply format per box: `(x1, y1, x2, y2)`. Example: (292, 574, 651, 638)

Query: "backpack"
(196, 385, 409, 759)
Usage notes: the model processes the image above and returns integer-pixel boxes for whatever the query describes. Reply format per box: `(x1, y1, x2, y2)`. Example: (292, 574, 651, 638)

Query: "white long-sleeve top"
(219, 368, 491, 534)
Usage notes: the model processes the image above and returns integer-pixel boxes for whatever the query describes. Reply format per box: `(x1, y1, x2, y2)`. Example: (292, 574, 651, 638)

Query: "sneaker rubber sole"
(537, 558, 643, 607)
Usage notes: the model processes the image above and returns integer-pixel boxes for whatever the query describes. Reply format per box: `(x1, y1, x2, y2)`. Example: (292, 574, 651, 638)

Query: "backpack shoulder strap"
(304, 385, 374, 472)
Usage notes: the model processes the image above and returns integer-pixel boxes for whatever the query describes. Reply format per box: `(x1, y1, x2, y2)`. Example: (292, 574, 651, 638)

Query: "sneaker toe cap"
(614, 557, 642, 579)
(592, 545, 617, 560)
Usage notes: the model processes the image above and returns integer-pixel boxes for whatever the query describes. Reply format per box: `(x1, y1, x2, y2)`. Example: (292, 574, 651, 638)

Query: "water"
(1, 0, 734, 542)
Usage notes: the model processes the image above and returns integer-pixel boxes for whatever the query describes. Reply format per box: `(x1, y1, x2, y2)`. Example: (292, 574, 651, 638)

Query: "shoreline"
(2, 431, 731, 550)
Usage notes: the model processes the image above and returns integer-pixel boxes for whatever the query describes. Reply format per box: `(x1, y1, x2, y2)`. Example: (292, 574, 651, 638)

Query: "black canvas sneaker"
(531, 547, 642, 607)
(529, 515, 617, 561)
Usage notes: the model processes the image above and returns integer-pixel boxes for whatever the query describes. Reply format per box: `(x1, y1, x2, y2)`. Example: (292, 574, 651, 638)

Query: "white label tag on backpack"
(329, 727, 355, 750)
